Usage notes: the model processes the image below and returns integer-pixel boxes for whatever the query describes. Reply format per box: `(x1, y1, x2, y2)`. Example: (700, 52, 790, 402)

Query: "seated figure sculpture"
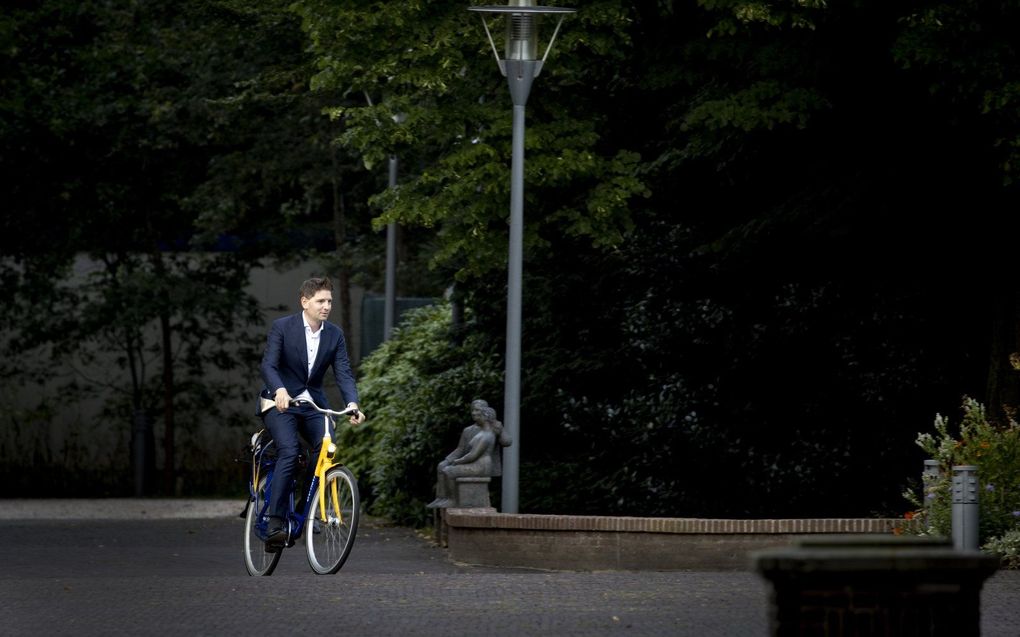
(426, 399, 512, 509)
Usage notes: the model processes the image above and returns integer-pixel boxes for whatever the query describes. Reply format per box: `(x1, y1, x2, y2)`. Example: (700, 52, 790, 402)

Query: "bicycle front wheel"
(244, 476, 282, 576)
(305, 465, 360, 574)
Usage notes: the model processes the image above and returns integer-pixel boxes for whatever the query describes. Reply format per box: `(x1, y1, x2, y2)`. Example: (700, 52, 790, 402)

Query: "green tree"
(293, 0, 649, 280)
(0, 0, 349, 494)
(295, 0, 1019, 518)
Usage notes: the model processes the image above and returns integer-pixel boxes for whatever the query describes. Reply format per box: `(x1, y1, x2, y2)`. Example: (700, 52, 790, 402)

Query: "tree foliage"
(3, 0, 1018, 515)
(317, 0, 1020, 519)
(0, 0, 366, 495)
(292, 0, 649, 279)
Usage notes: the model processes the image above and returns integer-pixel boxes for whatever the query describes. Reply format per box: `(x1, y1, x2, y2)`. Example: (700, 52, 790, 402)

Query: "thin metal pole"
(502, 102, 526, 514)
(384, 155, 398, 341)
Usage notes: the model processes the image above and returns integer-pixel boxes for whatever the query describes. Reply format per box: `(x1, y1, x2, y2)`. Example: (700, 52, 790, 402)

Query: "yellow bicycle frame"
(313, 424, 342, 523)
(255, 401, 353, 526)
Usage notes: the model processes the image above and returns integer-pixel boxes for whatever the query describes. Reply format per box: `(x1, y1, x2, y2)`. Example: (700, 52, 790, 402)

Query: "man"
(259, 276, 366, 550)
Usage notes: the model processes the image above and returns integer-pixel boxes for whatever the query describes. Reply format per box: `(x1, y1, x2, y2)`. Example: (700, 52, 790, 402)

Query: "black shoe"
(265, 517, 287, 549)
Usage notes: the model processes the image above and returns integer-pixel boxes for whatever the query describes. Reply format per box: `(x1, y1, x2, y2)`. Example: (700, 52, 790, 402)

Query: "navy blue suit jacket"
(260, 312, 359, 409)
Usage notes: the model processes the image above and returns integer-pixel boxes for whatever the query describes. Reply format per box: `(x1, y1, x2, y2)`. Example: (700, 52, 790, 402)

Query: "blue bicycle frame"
(249, 434, 321, 547)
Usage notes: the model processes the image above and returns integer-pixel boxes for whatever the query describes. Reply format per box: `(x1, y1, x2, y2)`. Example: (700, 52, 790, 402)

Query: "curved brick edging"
(446, 510, 903, 534)
(442, 509, 909, 571)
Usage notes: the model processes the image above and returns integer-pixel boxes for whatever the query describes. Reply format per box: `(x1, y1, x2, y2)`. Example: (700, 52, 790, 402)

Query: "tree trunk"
(106, 253, 154, 496)
(160, 310, 175, 495)
(149, 250, 176, 495)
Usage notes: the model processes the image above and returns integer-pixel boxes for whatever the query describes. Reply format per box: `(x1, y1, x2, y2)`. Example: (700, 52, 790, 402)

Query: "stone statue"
(426, 399, 512, 509)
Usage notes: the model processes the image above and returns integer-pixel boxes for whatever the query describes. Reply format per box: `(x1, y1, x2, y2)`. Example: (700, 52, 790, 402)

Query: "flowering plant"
(904, 397, 1020, 565)
(985, 529, 1020, 569)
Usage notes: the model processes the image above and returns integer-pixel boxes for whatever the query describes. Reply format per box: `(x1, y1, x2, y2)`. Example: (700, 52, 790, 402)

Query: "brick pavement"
(0, 500, 1016, 636)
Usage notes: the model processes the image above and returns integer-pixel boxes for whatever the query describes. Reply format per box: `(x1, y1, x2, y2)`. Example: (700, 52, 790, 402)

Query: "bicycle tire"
(305, 465, 360, 574)
(243, 476, 283, 576)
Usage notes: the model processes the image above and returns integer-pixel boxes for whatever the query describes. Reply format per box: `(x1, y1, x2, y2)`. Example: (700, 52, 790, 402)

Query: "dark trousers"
(262, 403, 334, 520)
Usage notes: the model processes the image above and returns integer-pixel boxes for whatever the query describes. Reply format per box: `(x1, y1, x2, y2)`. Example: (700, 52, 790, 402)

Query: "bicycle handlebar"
(289, 399, 360, 419)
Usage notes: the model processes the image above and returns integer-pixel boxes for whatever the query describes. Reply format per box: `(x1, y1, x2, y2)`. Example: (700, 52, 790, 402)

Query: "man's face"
(301, 290, 332, 323)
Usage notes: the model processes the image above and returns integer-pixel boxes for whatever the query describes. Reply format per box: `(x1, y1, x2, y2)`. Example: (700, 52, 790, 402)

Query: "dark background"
(2, 0, 1017, 521)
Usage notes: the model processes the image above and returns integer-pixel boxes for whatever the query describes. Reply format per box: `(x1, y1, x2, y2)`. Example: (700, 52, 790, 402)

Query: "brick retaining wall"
(442, 509, 909, 571)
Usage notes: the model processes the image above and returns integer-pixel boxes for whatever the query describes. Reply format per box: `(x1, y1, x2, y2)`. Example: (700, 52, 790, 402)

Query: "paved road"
(0, 504, 1017, 636)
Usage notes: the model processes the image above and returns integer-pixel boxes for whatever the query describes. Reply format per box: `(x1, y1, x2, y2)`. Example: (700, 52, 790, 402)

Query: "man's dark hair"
(300, 277, 332, 299)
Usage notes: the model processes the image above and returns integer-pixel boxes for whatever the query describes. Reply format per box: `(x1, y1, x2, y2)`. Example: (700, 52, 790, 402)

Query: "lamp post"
(384, 154, 398, 341)
(384, 110, 407, 342)
(363, 91, 404, 343)
(468, 1, 575, 514)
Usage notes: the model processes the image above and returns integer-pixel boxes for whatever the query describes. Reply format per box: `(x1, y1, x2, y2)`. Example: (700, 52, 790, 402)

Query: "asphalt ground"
(1, 500, 1017, 636)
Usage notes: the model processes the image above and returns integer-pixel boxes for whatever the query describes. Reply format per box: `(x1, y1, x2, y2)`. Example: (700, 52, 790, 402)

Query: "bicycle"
(242, 399, 361, 576)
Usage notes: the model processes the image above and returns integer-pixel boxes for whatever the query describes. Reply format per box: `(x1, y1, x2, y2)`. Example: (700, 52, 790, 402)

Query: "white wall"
(1, 256, 368, 496)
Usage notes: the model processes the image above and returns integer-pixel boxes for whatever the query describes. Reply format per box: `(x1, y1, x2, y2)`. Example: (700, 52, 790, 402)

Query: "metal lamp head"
(468, 2, 575, 77)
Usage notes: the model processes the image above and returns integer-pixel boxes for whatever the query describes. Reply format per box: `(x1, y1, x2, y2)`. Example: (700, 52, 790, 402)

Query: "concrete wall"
(443, 509, 910, 571)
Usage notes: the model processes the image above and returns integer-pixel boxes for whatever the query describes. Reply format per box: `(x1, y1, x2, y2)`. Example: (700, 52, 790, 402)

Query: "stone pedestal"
(753, 535, 998, 636)
(455, 477, 492, 508)
(431, 478, 494, 547)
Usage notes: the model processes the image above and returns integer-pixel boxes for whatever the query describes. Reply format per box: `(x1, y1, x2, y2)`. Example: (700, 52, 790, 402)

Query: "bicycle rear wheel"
(305, 465, 360, 574)
(244, 476, 282, 576)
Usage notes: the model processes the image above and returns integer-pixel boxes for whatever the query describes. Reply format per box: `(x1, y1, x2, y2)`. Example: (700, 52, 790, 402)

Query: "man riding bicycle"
(258, 277, 366, 551)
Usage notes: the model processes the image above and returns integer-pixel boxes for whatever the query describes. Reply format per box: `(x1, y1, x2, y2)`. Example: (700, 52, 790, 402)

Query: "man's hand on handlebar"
(347, 402, 366, 426)
(274, 387, 292, 413)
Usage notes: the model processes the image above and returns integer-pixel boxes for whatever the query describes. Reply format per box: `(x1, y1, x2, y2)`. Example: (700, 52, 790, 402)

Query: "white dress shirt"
(293, 314, 322, 404)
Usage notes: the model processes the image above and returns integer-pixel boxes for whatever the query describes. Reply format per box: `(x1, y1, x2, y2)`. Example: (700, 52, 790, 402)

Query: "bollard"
(923, 459, 941, 529)
(952, 465, 979, 551)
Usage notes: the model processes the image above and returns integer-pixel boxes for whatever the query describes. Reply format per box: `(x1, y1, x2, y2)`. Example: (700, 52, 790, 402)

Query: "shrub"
(984, 528, 1020, 569)
(345, 302, 501, 527)
(905, 397, 1020, 566)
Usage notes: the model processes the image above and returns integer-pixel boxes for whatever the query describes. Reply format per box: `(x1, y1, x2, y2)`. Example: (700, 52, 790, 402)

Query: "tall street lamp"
(383, 110, 406, 342)
(468, 1, 575, 514)
(383, 109, 405, 340)
(384, 154, 398, 341)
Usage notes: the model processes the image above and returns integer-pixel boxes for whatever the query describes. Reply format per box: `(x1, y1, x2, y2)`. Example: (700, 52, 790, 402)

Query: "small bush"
(905, 397, 1020, 566)
(985, 528, 1020, 569)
